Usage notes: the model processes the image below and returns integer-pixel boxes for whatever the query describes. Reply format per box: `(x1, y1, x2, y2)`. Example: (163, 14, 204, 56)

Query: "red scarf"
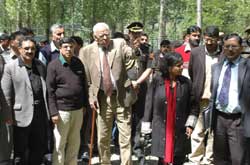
(164, 79, 177, 164)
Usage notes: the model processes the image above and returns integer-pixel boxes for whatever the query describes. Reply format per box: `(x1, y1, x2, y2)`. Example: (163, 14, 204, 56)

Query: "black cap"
(0, 33, 10, 40)
(127, 22, 143, 32)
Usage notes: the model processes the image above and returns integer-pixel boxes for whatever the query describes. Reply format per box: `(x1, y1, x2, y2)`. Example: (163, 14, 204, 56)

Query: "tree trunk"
(26, 0, 31, 27)
(91, 0, 97, 27)
(197, 0, 202, 28)
(71, 0, 75, 36)
(142, 0, 146, 25)
(45, 0, 51, 39)
(158, 0, 166, 48)
(60, 0, 64, 23)
(81, 0, 85, 28)
(16, 0, 22, 29)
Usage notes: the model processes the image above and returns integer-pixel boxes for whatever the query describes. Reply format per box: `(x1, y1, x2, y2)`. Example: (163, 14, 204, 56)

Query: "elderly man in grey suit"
(210, 33, 250, 164)
(79, 22, 137, 165)
(1, 36, 50, 165)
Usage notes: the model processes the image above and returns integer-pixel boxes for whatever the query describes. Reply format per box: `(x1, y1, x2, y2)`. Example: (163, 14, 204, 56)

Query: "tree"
(158, 0, 166, 47)
(1, 0, 250, 43)
(197, 0, 202, 28)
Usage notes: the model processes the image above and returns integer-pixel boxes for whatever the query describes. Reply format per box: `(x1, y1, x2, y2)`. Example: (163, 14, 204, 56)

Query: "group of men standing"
(0, 21, 152, 165)
(0, 20, 250, 165)
(179, 25, 250, 165)
(0, 25, 88, 165)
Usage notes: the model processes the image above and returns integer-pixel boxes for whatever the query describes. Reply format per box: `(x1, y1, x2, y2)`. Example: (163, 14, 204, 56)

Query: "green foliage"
(1, 0, 250, 41)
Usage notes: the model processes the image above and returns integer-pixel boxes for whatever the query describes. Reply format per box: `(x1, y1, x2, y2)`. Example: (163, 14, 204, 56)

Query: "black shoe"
(43, 154, 52, 165)
(81, 152, 89, 162)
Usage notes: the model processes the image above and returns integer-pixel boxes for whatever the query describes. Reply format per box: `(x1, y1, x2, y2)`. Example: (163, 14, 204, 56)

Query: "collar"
(98, 45, 104, 52)
(96, 40, 113, 52)
(184, 43, 191, 52)
(18, 56, 33, 68)
(0, 45, 4, 51)
(205, 45, 220, 57)
(10, 50, 18, 59)
(183, 41, 188, 45)
(59, 54, 68, 65)
(50, 41, 59, 52)
(224, 56, 241, 66)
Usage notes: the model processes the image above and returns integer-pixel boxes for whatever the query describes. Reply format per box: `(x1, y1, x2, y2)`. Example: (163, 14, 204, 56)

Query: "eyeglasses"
(98, 33, 110, 39)
(223, 45, 241, 50)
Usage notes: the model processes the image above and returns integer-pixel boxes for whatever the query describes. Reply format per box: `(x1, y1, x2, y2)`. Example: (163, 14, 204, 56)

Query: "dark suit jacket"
(143, 73, 196, 158)
(210, 57, 250, 137)
(0, 54, 6, 122)
(1, 58, 50, 127)
(0, 54, 5, 80)
(188, 45, 221, 114)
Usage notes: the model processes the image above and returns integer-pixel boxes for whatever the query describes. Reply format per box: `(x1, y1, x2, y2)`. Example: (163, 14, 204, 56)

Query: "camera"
(140, 43, 151, 54)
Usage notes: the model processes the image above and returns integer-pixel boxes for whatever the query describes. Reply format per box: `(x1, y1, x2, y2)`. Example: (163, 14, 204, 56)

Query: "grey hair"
(50, 24, 64, 33)
(93, 22, 110, 35)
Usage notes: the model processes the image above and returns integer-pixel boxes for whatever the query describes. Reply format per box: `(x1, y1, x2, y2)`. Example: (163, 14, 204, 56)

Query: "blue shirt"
(216, 57, 241, 113)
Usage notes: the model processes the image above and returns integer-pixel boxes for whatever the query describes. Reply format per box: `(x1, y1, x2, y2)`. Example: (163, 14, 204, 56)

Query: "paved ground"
(77, 144, 159, 165)
(78, 155, 159, 165)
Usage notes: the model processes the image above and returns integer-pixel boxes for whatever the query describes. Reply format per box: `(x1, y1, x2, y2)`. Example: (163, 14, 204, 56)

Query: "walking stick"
(88, 106, 97, 165)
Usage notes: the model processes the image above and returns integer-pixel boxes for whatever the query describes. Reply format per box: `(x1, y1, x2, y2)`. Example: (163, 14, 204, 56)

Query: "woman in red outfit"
(142, 52, 198, 165)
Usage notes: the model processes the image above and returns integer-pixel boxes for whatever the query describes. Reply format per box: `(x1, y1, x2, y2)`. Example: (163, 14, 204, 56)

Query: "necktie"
(102, 51, 113, 97)
(218, 62, 233, 106)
